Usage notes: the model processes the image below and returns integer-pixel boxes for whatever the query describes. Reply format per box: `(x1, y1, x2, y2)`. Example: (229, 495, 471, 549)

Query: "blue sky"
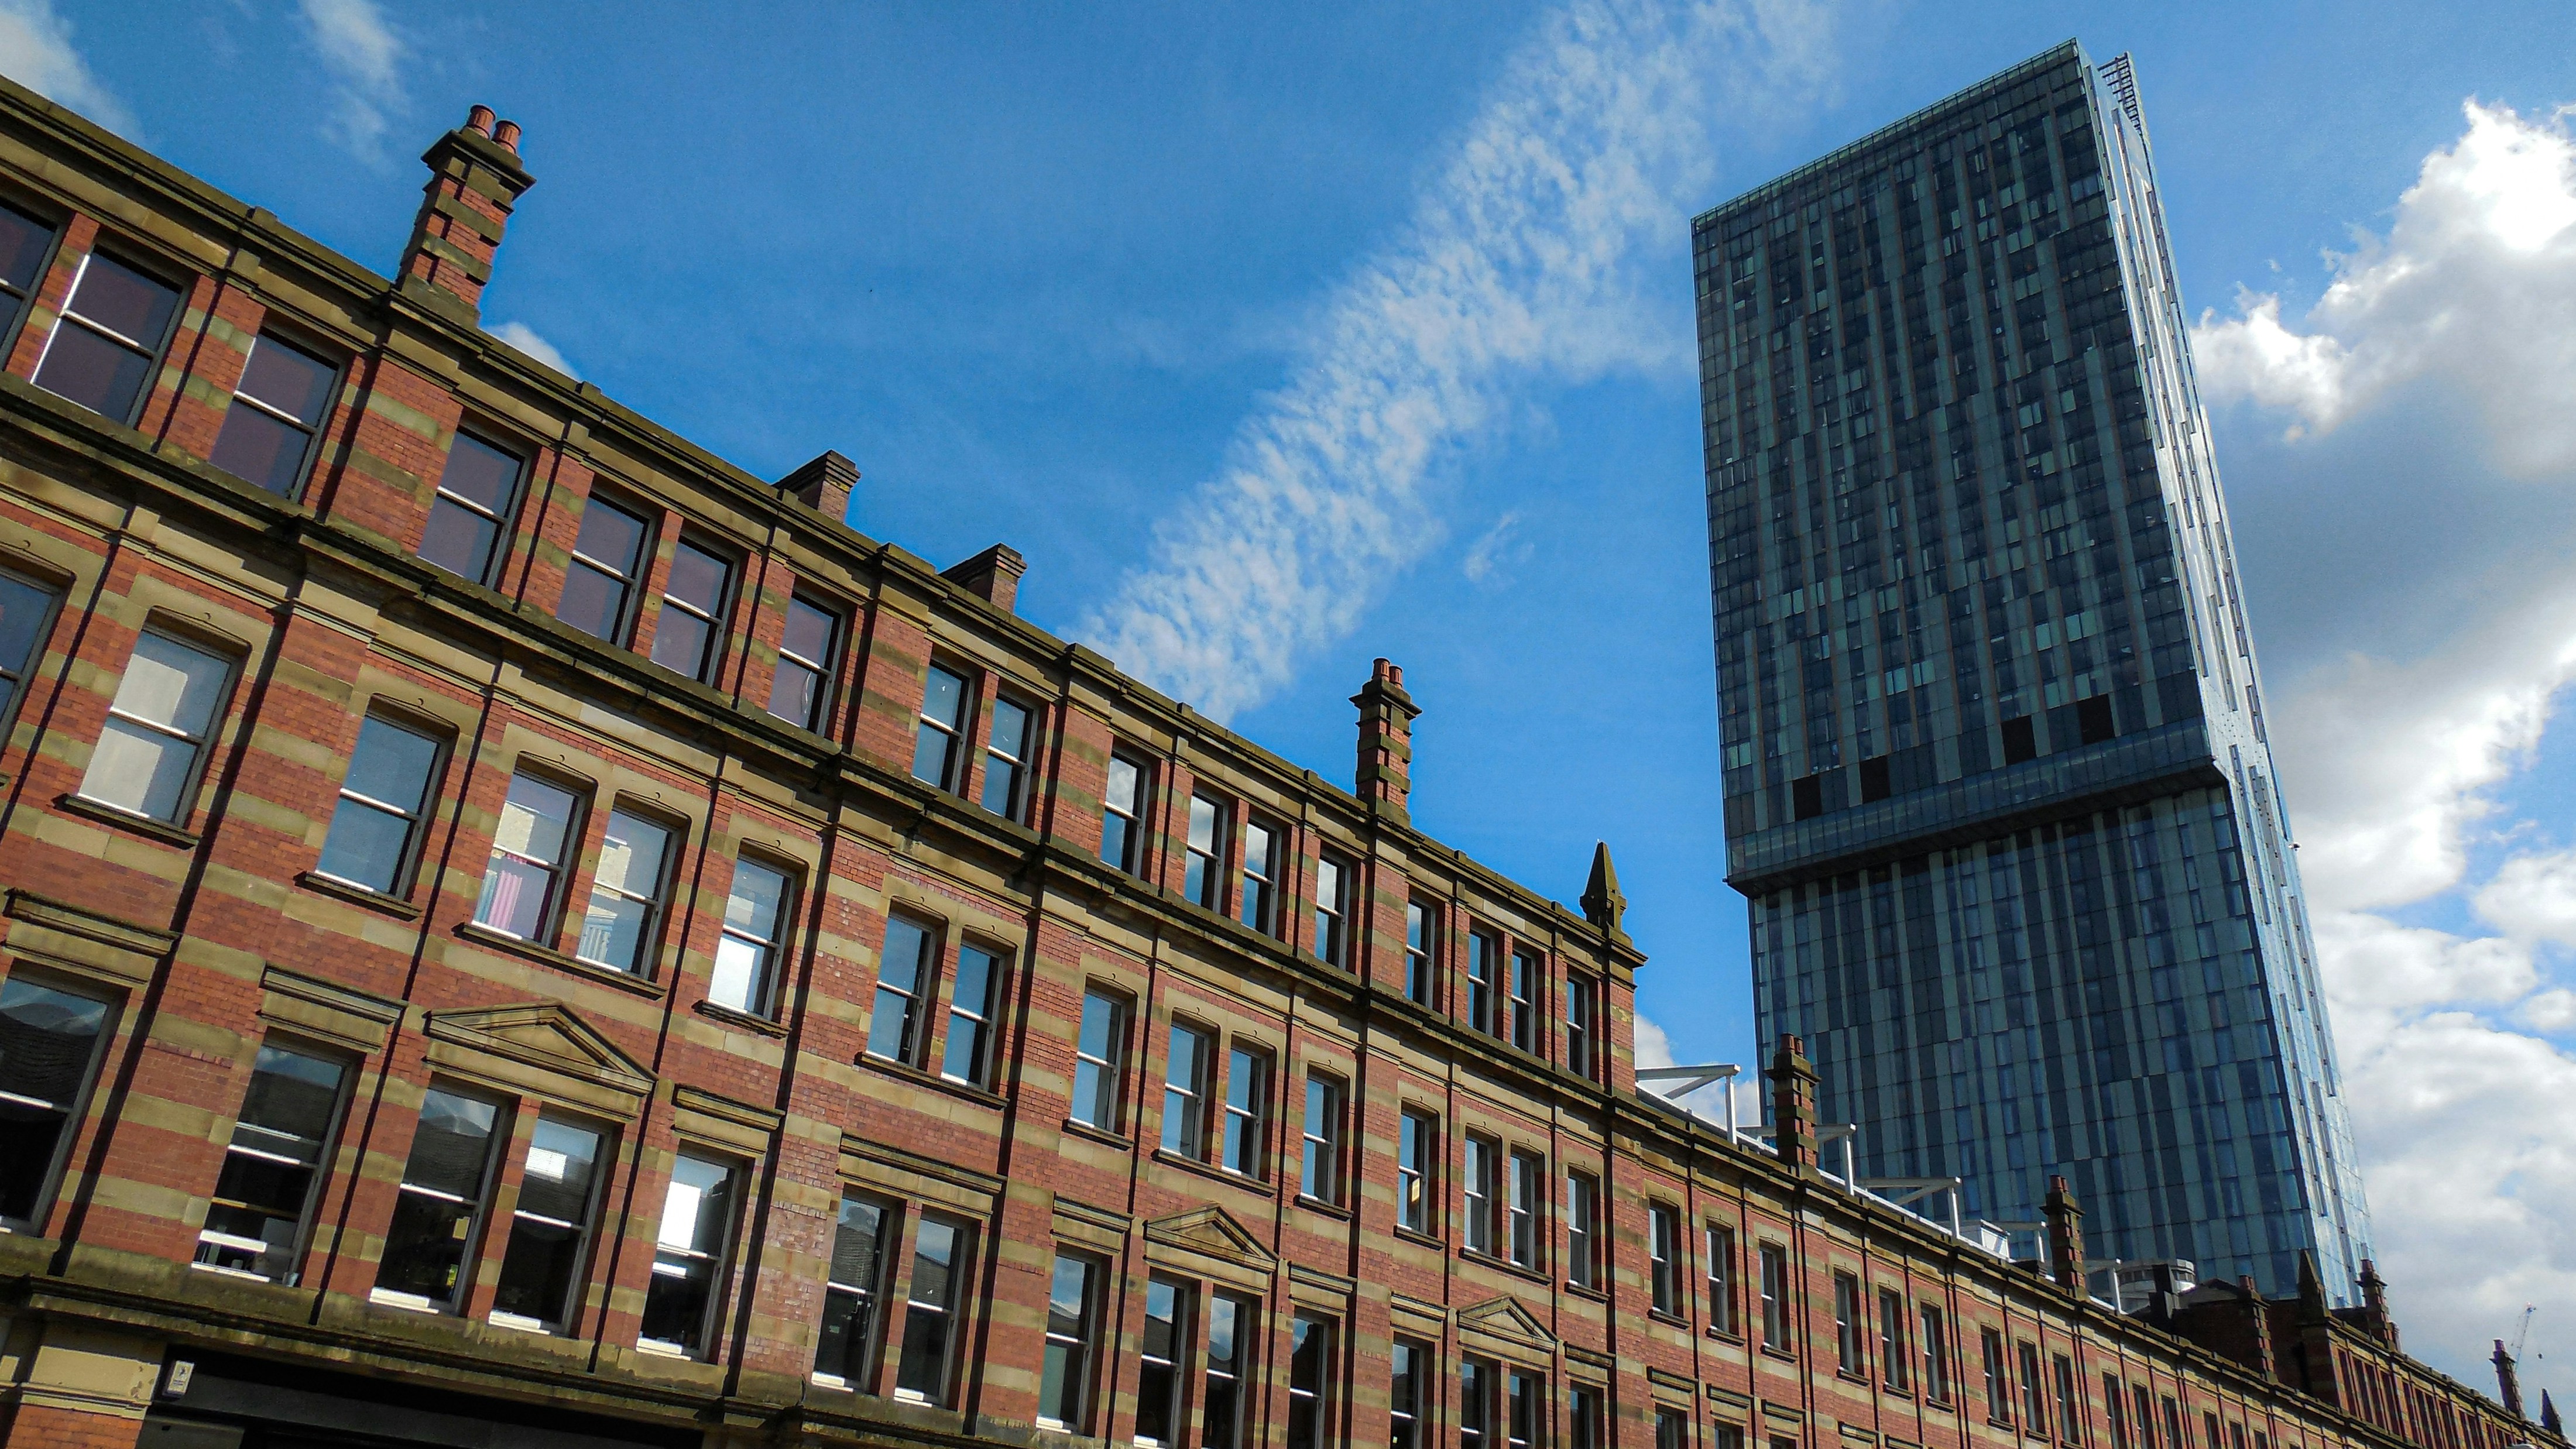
(22, 0, 2576, 1386)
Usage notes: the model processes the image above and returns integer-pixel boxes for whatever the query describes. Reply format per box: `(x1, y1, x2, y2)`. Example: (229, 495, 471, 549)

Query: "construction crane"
(2512, 1304, 2539, 1361)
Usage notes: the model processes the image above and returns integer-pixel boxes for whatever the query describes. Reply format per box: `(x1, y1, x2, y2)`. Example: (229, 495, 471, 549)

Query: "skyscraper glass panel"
(1692, 41, 2370, 1302)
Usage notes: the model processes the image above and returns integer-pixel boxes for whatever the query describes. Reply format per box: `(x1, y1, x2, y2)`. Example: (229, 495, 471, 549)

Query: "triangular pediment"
(425, 1002, 653, 1098)
(1144, 1205, 1278, 1273)
(1458, 1295, 1556, 1350)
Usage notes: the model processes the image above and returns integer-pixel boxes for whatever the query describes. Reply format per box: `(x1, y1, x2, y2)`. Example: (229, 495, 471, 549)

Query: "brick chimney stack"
(777, 451, 858, 524)
(1769, 1033, 1820, 1177)
(400, 105, 534, 320)
(2045, 1175, 2087, 1296)
(2357, 1258, 2399, 1348)
(1352, 658, 1420, 824)
(943, 544, 1027, 614)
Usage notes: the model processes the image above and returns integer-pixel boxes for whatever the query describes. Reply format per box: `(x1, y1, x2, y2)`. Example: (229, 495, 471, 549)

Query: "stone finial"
(778, 451, 859, 524)
(1769, 1033, 1820, 1177)
(1580, 842, 1625, 936)
(2540, 1389, 2561, 1437)
(1351, 658, 1420, 824)
(400, 105, 535, 318)
(2496, 1340, 2526, 1421)
(2045, 1176, 2087, 1296)
(2296, 1250, 2328, 1321)
(943, 544, 1027, 614)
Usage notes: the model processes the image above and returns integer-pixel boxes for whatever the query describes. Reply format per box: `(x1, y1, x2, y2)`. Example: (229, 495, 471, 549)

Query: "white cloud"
(2273, 586, 2576, 914)
(2474, 847, 2576, 949)
(1635, 1011, 1676, 1070)
(1076, 0, 1831, 720)
(2227, 98, 2576, 1386)
(490, 321, 576, 379)
(1461, 510, 1528, 585)
(2196, 101, 2576, 476)
(0, 0, 135, 137)
(299, 0, 404, 163)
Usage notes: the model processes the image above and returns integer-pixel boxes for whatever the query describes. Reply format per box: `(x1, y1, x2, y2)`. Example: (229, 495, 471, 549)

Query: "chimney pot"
(466, 105, 496, 136)
(492, 119, 522, 153)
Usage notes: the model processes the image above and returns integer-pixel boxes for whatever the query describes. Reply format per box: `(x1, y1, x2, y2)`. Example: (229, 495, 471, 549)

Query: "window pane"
(69, 254, 177, 343)
(492, 1117, 603, 1327)
(373, 1089, 499, 1308)
(710, 858, 788, 1014)
(209, 404, 311, 495)
(116, 630, 232, 737)
(1137, 1278, 1185, 1444)
(1039, 1253, 1096, 1428)
(941, 945, 996, 1084)
(577, 810, 671, 970)
(666, 540, 728, 612)
(649, 610, 713, 679)
(35, 321, 150, 418)
(419, 497, 502, 583)
(817, 1197, 888, 1383)
(197, 1043, 344, 1281)
(0, 978, 110, 1224)
(1072, 991, 1121, 1127)
(474, 774, 578, 938)
(895, 1218, 962, 1401)
(783, 595, 835, 661)
(870, 917, 931, 1060)
(0, 202, 50, 293)
(1208, 1296, 1248, 1449)
(913, 667, 965, 785)
(440, 434, 523, 514)
(574, 497, 648, 575)
(641, 1154, 733, 1355)
(82, 632, 230, 820)
(236, 335, 335, 424)
(0, 569, 57, 708)
(316, 717, 440, 893)
(557, 561, 626, 643)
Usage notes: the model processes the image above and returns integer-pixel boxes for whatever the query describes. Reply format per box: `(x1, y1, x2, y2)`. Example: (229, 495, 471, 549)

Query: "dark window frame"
(0, 970, 118, 1234)
(210, 325, 342, 498)
(647, 531, 739, 685)
(421, 427, 533, 588)
(36, 243, 186, 425)
(557, 489, 656, 646)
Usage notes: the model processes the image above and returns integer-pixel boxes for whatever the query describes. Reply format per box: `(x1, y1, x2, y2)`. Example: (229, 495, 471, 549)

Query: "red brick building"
(0, 84, 2550, 1449)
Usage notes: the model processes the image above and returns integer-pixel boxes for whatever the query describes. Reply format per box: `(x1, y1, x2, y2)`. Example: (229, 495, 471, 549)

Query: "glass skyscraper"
(1690, 42, 2372, 1303)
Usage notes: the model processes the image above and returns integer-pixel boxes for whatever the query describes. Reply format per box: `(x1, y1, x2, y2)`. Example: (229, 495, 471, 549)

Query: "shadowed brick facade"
(0, 77, 2546, 1449)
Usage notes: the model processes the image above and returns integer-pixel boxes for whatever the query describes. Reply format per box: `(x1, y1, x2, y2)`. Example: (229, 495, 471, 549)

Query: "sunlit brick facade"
(0, 78, 2547, 1449)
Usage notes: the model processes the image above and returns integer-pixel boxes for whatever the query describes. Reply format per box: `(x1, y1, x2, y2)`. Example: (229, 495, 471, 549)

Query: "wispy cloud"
(1076, 0, 1833, 720)
(299, 0, 405, 163)
(1461, 510, 1529, 585)
(491, 321, 577, 379)
(0, 0, 135, 137)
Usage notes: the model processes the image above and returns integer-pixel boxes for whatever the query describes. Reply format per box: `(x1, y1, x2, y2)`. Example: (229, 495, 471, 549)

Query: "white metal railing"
(1635, 1069, 2015, 1261)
